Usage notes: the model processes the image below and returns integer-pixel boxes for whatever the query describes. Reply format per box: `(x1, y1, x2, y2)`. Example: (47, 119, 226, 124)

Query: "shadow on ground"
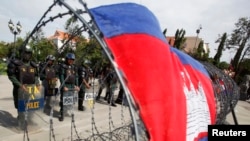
(0, 110, 21, 133)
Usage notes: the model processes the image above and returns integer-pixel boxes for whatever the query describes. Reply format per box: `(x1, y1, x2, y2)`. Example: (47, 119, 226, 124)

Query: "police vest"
(78, 66, 87, 82)
(18, 62, 37, 84)
(62, 64, 76, 84)
(45, 65, 57, 89)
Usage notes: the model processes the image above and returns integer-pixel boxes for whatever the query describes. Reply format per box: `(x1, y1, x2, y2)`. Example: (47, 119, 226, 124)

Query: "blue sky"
(0, 0, 249, 62)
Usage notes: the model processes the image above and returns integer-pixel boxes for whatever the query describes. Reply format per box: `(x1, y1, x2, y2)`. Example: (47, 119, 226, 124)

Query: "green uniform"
(7, 59, 40, 109)
(58, 62, 78, 121)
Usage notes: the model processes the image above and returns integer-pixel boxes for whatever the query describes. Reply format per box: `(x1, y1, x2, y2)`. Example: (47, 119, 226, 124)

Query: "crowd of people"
(6, 45, 124, 122)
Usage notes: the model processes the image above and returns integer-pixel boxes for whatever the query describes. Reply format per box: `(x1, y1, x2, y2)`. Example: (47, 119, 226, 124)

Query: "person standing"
(7, 45, 41, 111)
(105, 69, 118, 107)
(95, 64, 112, 100)
(77, 62, 91, 111)
(115, 84, 124, 104)
(39, 55, 58, 110)
(58, 53, 79, 121)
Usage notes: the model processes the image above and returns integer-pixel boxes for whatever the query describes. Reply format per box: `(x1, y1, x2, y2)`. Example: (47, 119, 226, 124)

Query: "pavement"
(0, 75, 131, 141)
(0, 75, 250, 141)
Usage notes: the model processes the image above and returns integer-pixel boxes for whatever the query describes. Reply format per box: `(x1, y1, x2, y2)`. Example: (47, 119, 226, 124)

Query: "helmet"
(65, 53, 75, 60)
(22, 45, 32, 62)
(46, 55, 55, 61)
(24, 45, 32, 53)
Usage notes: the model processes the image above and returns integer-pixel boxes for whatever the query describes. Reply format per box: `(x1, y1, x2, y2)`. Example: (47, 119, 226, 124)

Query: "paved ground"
(0, 75, 250, 141)
(0, 75, 132, 141)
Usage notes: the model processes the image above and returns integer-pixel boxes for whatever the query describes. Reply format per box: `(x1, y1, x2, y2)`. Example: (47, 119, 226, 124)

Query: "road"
(0, 75, 250, 141)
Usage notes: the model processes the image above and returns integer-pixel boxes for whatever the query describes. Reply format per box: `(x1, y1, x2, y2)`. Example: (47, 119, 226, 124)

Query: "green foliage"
(0, 42, 9, 59)
(75, 37, 106, 67)
(31, 38, 56, 62)
(217, 61, 229, 70)
(0, 62, 7, 75)
(173, 29, 186, 49)
(214, 33, 227, 65)
(206, 57, 215, 64)
(234, 59, 250, 83)
(191, 41, 209, 61)
(63, 16, 108, 69)
(228, 17, 250, 73)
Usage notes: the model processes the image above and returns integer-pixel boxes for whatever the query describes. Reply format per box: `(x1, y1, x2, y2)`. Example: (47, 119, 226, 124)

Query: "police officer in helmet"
(7, 45, 40, 111)
(58, 53, 79, 121)
(78, 61, 91, 111)
(40, 54, 58, 110)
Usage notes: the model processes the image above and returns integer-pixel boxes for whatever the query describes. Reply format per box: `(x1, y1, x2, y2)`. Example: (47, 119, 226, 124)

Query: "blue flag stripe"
(90, 3, 167, 43)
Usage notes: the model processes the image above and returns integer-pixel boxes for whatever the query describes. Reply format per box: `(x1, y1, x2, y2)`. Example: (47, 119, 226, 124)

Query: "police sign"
(63, 96, 74, 105)
(84, 93, 96, 100)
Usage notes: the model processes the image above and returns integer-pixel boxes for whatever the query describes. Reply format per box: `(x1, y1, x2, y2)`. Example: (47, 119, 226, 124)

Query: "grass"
(0, 62, 7, 75)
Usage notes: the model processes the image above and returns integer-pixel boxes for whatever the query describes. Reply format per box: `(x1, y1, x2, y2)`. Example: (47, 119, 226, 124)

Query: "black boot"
(78, 99, 85, 111)
(96, 87, 102, 100)
(107, 100, 117, 107)
(78, 106, 85, 111)
(108, 101, 117, 107)
(111, 103, 117, 107)
(58, 109, 64, 121)
(96, 95, 100, 100)
(59, 115, 64, 121)
(104, 91, 110, 101)
(115, 99, 122, 104)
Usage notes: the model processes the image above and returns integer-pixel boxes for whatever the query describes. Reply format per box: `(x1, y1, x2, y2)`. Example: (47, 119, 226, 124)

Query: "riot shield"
(17, 84, 44, 130)
(43, 78, 59, 112)
(62, 90, 78, 115)
(84, 92, 96, 108)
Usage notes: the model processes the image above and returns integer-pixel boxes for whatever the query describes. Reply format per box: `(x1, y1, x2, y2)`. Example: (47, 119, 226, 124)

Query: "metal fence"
(200, 61, 240, 124)
(9, 0, 240, 140)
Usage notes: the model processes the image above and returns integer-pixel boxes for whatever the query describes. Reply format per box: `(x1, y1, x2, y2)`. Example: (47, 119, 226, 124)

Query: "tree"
(228, 17, 250, 75)
(173, 29, 186, 50)
(192, 40, 209, 61)
(63, 16, 106, 69)
(28, 28, 50, 62)
(218, 61, 230, 70)
(214, 33, 227, 66)
(162, 28, 167, 37)
(35, 38, 56, 62)
(0, 42, 9, 59)
(235, 58, 250, 83)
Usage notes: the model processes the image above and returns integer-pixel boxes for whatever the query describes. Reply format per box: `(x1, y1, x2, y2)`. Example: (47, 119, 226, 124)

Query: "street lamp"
(194, 25, 202, 48)
(8, 19, 22, 59)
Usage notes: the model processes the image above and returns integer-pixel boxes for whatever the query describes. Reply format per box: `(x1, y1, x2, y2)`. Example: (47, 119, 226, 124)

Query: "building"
(166, 36, 210, 55)
(48, 30, 77, 52)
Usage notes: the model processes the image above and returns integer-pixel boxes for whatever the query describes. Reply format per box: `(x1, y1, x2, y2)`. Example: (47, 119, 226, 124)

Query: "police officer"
(58, 53, 79, 121)
(95, 64, 112, 100)
(105, 69, 118, 107)
(7, 45, 40, 111)
(78, 62, 91, 111)
(115, 85, 124, 104)
(39, 55, 58, 109)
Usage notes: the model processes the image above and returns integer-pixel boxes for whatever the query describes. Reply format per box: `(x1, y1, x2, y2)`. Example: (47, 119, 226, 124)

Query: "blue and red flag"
(90, 3, 216, 141)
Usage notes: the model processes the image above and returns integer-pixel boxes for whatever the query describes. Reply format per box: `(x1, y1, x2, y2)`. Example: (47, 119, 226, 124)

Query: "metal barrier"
(201, 61, 240, 124)
(13, 0, 240, 140)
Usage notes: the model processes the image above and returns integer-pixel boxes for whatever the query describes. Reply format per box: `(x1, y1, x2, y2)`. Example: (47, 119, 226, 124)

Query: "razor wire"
(49, 73, 72, 141)
(200, 61, 240, 124)
(18, 0, 145, 141)
(22, 89, 31, 141)
(15, 0, 241, 141)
